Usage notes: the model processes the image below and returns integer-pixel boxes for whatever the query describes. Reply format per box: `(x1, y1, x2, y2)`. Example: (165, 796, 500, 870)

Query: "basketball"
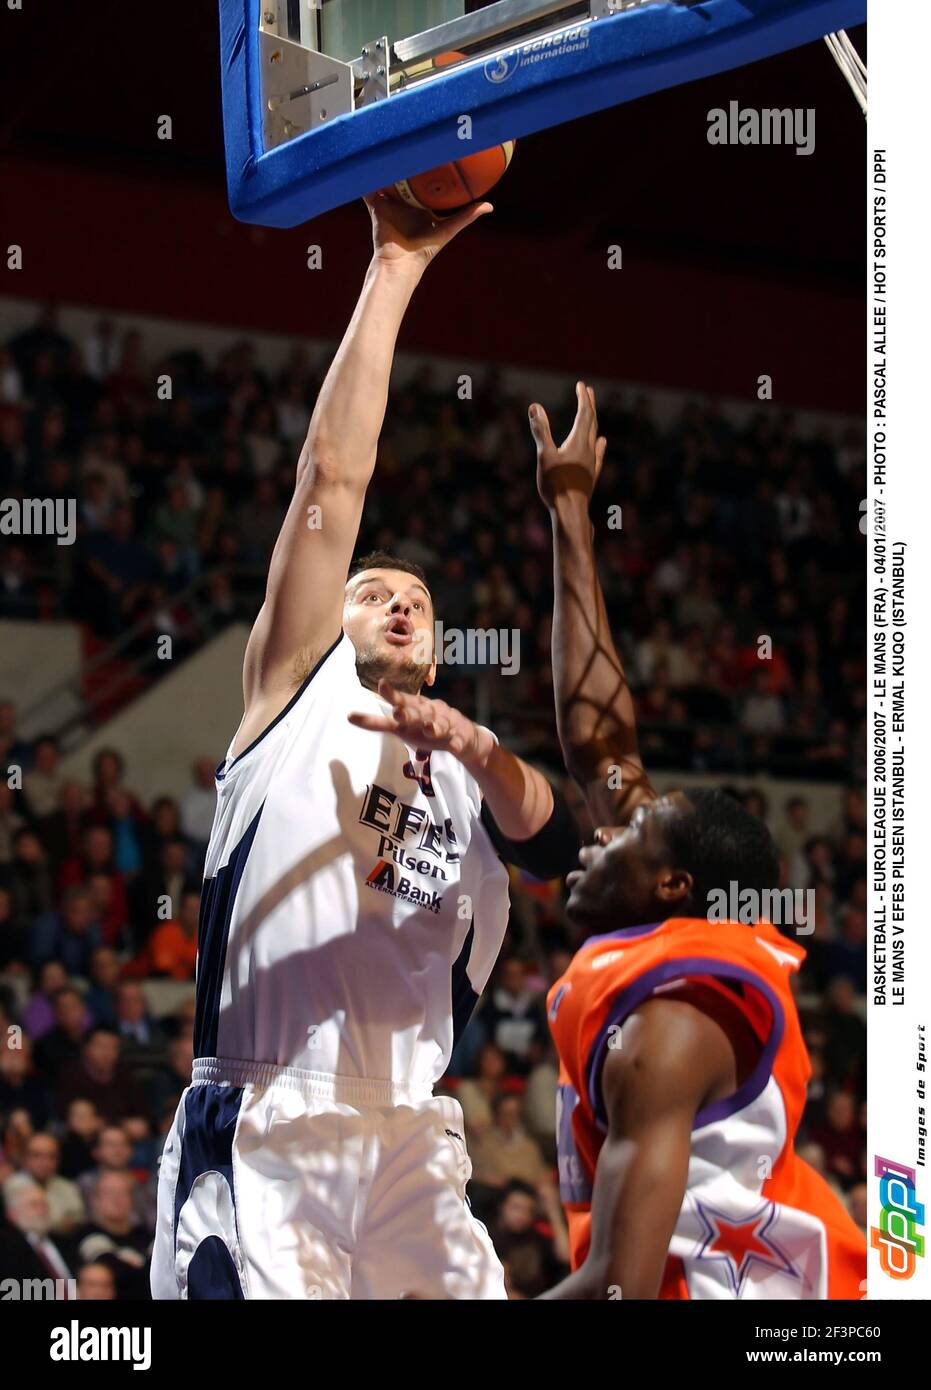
(387, 140, 516, 217)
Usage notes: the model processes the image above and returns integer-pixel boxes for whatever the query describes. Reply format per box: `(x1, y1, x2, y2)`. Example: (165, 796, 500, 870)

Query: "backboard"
(219, 0, 867, 227)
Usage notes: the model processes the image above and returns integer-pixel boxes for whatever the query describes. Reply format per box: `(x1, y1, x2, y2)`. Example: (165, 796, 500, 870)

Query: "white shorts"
(150, 1059, 505, 1301)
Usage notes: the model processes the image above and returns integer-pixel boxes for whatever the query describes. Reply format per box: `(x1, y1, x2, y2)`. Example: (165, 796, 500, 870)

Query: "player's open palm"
(349, 681, 487, 763)
(530, 380, 607, 509)
(365, 192, 492, 271)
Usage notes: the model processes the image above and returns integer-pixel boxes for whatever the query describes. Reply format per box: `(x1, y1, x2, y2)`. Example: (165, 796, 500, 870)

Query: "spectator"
(0, 782, 27, 870)
(77, 1124, 156, 1230)
(59, 826, 129, 947)
(57, 1028, 148, 1125)
(180, 757, 218, 852)
(58, 1098, 104, 1180)
(3, 1132, 85, 1234)
(457, 1042, 508, 1137)
(125, 888, 199, 982)
(825, 905, 867, 991)
(64, 1171, 150, 1299)
(0, 1182, 73, 1283)
(22, 735, 65, 820)
(9, 828, 55, 921)
(480, 957, 549, 1076)
(0, 883, 28, 972)
(470, 1092, 548, 1189)
(21, 959, 70, 1039)
(489, 1180, 568, 1299)
(102, 787, 146, 877)
(0, 1035, 50, 1129)
(77, 1259, 118, 1298)
(84, 946, 122, 1027)
(147, 1034, 194, 1118)
(113, 981, 168, 1068)
(31, 886, 102, 974)
(810, 1091, 865, 1191)
(34, 986, 90, 1082)
(89, 749, 143, 824)
(37, 780, 90, 875)
(821, 976, 867, 1093)
(847, 1182, 868, 1233)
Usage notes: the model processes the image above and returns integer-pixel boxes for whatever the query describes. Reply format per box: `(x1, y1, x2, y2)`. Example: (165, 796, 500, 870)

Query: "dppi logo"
(871, 1155, 925, 1278)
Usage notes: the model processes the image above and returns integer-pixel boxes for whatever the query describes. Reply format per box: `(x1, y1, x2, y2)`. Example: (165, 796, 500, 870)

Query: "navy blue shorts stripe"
(175, 1084, 245, 1301)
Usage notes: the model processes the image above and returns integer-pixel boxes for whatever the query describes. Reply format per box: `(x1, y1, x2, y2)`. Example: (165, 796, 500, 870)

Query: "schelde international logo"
(483, 26, 590, 84)
(484, 51, 520, 83)
(871, 1156, 925, 1278)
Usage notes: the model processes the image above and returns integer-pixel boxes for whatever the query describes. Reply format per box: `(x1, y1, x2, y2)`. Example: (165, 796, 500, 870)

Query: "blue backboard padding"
(220, 0, 866, 227)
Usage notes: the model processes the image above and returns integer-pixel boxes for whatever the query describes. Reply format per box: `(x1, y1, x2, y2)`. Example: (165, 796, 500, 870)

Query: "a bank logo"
(871, 1155, 925, 1279)
(364, 858, 444, 914)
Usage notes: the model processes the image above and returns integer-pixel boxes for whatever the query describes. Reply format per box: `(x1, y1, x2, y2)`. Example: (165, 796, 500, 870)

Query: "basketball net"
(824, 28, 867, 114)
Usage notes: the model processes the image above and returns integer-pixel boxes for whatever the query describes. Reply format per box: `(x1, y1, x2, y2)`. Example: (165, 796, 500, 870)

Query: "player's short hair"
(666, 788, 780, 914)
(347, 550, 428, 589)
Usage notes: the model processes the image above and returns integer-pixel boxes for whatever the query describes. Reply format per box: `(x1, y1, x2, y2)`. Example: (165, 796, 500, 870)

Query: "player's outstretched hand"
(364, 191, 492, 273)
(530, 380, 607, 509)
(349, 680, 493, 766)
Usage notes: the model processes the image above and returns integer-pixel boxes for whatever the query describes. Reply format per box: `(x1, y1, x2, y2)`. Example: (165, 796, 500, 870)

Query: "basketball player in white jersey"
(151, 194, 579, 1300)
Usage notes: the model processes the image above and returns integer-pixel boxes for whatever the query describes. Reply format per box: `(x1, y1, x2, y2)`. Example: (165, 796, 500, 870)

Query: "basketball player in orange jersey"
(519, 382, 867, 1300)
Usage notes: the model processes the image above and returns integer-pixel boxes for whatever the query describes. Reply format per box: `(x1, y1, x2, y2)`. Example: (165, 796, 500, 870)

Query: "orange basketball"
(388, 140, 516, 217)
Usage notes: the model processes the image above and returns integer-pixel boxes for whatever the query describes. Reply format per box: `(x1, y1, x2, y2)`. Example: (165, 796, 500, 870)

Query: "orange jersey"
(547, 918, 866, 1299)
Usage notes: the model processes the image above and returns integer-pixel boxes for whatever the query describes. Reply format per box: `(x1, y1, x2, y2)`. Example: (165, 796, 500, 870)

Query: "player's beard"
(354, 642, 432, 696)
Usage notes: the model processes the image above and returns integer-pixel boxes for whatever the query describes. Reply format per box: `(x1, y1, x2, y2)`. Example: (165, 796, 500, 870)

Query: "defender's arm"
(531, 383, 657, 827)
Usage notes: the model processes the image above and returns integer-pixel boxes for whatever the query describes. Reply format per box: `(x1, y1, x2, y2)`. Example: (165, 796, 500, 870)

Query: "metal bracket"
(589, 0, 663, 16)
(356, 36, 390, 107)
(259, 29, 353, 150)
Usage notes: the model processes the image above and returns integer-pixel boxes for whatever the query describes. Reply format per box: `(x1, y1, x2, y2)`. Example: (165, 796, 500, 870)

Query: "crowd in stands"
(0, 306, 867, 1297)
(1, 306, 867, 777)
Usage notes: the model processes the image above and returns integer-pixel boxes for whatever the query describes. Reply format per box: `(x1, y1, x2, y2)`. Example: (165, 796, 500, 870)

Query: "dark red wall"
(2, 151, 863, 412)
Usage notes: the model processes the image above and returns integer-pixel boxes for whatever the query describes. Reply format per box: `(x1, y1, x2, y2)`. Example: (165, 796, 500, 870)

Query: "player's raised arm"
(239, 195, 491, 725)
(539, 997, 734, 1300)
(530, 383, 657, 827)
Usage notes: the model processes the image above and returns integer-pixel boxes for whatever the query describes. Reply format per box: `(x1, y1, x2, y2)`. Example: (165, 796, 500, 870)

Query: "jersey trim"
(194, 803, 265, 1058)
(216, 631, 345, 781)
(584, 922, 663, 944)
(451, 921, 479, 1050)
(584, 956, 785, 1132)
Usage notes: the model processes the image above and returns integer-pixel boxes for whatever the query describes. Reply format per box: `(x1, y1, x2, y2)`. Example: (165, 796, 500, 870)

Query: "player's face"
(343, 568, 436, 694)
(564, 793, 693, 933)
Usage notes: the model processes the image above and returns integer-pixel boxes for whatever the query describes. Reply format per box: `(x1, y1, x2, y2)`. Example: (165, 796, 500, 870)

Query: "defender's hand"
(349, 680, 493, 767)
(365, 192, 492, 273)
(530, 381, 607, 509)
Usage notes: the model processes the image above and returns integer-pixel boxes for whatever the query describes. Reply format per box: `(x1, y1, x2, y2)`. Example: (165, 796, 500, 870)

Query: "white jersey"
(194, 633, 511, 1092)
